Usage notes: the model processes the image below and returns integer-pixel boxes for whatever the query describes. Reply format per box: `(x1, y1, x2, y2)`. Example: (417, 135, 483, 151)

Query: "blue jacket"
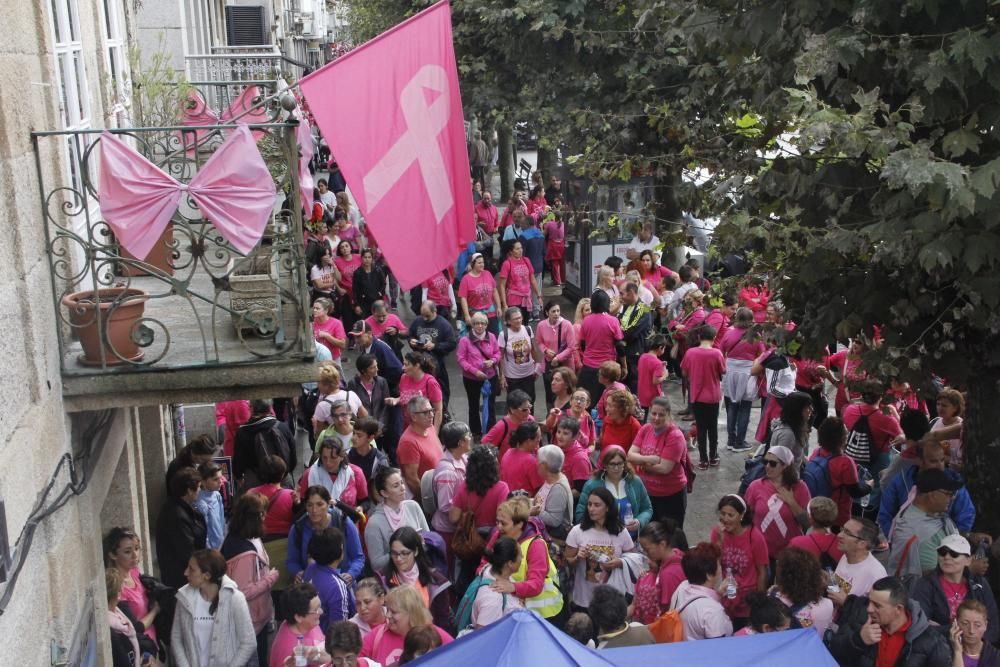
(193, 489, 226, 550)
(519, 227, 546, 273)
(304, 562, 356, 632)
(287, 508, 365, 581)
(878, 466, 975, 537)
(574, 475, 654, 529)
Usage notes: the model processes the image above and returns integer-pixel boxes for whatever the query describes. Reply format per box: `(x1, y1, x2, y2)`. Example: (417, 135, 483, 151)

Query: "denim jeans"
(725, 397, 753, 448)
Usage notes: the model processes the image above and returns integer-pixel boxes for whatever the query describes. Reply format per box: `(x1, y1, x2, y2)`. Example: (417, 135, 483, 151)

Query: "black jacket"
(232, 415, 296, 481)
(348, 374, 392, 430)
(110, 603, 146, 667)
(829, 596, 952, 667)
(352, 265, 387, 316)
(155, 497, 207, 590)
(618, 302, 652, 358)
(912, 567, 999, 645)
(408, 315, 458, 364)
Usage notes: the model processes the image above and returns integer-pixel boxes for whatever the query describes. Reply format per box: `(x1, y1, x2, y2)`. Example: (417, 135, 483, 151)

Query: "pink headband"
(600, 445, 627, 470)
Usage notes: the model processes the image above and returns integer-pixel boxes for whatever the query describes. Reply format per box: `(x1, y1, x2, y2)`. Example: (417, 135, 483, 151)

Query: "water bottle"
(621, 498, 634, 527)
(825, 567, 841, 594)
(294, 635, 307, 667)
(724, 567, 738, 599)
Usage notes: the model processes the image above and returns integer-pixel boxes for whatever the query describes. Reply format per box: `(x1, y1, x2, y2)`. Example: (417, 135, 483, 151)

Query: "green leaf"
(969, 158, 1000, 198)
(941, 129, 981, 158)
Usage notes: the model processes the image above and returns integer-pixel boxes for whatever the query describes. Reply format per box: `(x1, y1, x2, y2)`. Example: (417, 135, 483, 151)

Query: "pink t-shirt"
(499, 257, 534, 305)
(745, 478, 812, 558)
(500, 448, 544, 495)
(248, 484, 296, 536)
(451, 481, 511, 528)
(710, 525, 770, 619)
(719, 327, 764, 360)
(631, 424, 687, 496)
(681, 346, 726, 403)
(270, 622, 325, 667)
(361, 624, 452, 667)
(397, 373, 443, 426)
(118, 568, 156, 642)
(579, 313, 624, 368)
(561, 441, 593, 484)
(422, 272, 453, 308)
(365, 313, 407, 339)
(595, 382, 628, 420)
(314, 316, 347, 359)
(636, 352, 665, 408)
(396, 427, 443, 478)
(458, 272, 498, 313)
(334, 254, 362, 294)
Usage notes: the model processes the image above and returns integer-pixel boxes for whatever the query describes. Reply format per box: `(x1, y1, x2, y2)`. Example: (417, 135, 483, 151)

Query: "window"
(100, 0, 129, 126)
(49, 0, 90, 132)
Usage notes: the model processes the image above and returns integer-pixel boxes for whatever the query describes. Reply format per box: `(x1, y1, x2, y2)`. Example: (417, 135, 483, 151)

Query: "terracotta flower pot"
(61, 287, 148, 366)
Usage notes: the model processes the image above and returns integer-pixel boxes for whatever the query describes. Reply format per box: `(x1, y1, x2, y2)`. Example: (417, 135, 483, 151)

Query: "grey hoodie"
(170, 575, 257, 667)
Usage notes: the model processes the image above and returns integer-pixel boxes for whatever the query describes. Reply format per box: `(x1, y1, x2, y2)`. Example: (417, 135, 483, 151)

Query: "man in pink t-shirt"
(396, 396, 443, 497)
(681, 326, 726, 468)
(365, 302, 407, 340)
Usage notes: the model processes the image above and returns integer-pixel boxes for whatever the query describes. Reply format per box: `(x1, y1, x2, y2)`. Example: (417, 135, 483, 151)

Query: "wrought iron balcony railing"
(33, 107, 316, 386)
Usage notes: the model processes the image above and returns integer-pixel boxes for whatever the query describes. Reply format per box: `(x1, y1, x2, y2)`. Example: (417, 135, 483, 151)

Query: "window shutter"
(225, 6, 267, 45)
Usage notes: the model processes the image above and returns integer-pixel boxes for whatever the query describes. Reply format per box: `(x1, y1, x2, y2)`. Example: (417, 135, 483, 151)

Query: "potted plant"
(61, 287, 149, 366)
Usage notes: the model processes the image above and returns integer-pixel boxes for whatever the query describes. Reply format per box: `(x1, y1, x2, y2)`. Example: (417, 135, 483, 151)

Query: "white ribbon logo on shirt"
(363, 64, 454, 223)
(759, 493, 788, 536)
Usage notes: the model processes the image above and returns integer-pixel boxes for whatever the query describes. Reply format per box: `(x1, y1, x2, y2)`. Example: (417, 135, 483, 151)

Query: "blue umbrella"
(603, 628, 840, 666)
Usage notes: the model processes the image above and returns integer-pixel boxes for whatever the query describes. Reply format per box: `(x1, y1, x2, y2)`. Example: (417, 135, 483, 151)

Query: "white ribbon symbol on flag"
(363, 64, 453, 223)
(759, 493, 789, 536)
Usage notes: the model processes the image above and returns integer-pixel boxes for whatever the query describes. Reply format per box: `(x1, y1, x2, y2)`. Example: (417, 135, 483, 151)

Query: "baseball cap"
(349, 320, 370, 337)
(938, 534, 972, 556)
(915, 468, 963, 494)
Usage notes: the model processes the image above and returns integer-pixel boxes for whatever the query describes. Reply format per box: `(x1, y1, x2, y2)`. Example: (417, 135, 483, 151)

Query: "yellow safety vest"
(513, 536, 563, 618)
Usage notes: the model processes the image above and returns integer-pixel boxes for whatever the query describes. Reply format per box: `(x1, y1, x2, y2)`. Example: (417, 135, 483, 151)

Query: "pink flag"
(99, 125, 276, 259)
(299, 0, 475, 290)
(296, 114, 315, 216)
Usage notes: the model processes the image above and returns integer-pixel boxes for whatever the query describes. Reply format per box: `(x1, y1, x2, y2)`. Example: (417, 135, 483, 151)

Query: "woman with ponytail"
(471, 536, 525, 629)
(170, 549, 256, 667)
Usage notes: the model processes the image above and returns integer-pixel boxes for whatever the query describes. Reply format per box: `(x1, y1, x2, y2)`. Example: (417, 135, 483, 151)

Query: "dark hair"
(681, 542, 721, 586)
(604, 256, 623, 271)
(847, 517, 880, 551)
(307, 239, 329, 267)
(354, 415, 381, 438)
(259, 454, 288, 484)
(565, 612, 594, 645)
(103, 527, 138, 566)
(304, 485, 332, 505)
(580, 487, 624, 535)
(871, 576, 909, 608)
(197, 461, 221, 480)
(400, 625, 442, 664)
(186, 434, 217, 458)
(721, 293, 738, 307)
(169, 467, 201, 499)
(190, 549, 227, 614)
(589, 289, 611, 314)
(356, 353, 377, 375)
(465, 445, 500, 496)
(661, 274, 677, 290)
(589, 585, 628, 635)
(510, 421, 541, 448)
(623, 282, 639, 294)
(544, 300, 561, 314)
(779, 391, 813, 436)
(282, 582, 319, 623)
(308, 526, 345, 566)
(250, 399, 273, 415)
(775, 547, 825, 605)
(227, 492, 267, 540)
(817, 416, 846, 455)
(403, 351, 436, 375)
(373, 467, 402, 498)
(317, 436, 348, 468)
(485, 536, 520, 575)
(557, 415, 580, 437)
(360, 248, 375, 261)
(744, 591, 791, 633)
(678, 265, 694, 282)
(900, 409, 930, 442)
(698, 324, 717, 341)
(639, 518, 689, 551)
(384, 527, 434, 586)
(440, 421, 471, 451)
(326, 620, 363, 655)
(506, 389, 531, 412)
(717, 494, 753, 526)
(647, 333, 668, 350)
(638, 249, 658, 268)
(859, 379, 885, 405)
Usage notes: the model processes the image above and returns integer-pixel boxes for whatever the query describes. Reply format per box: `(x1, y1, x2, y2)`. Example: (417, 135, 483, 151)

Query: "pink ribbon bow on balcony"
(296, 113, 315, 215)
(99, 124, 277, 260)
(181, 85, 269, 148)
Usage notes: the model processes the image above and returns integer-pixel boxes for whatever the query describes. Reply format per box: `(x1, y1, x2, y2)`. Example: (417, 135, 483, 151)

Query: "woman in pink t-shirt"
(710, 494, 769, 626)
(458, 253, 502, 335)
(388, 352, 444, 429)
(312, 297, 347, 359)
(744, 445, 812, 560)
(636, 335, 669, 409)
(543, 215, 566, 286)
(498, 241, 541, 319)
(360, 585, 452, 666)
(626, 397, 689, 528)
(105, 527, 160, 645)
(577, 290, 624, 404)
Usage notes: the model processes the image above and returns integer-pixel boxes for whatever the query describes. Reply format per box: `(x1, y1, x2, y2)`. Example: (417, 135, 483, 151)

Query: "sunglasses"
(764, 459, 782, 468)
(937, 548, 966, 559)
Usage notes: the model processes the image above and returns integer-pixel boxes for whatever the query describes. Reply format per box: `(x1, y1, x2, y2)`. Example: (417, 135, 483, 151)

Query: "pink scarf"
(108, 608, 141, 667)
(397, 563, 420, 586)
(383, 502, 407, 532)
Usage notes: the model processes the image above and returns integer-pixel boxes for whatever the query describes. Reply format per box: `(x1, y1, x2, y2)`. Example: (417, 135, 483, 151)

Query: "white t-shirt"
(472, 571, 524, 628)
(313, 390, 366, 425)
(190, 594, 214, 667)
(320, 190, 338, 211)
(834, 552, 887, 598)
(498, 326, 536, 380)
(626, 235, 661, 257)
(566, 525, 634, 607)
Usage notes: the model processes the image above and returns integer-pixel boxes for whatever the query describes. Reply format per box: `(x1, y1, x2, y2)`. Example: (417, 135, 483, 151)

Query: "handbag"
(451, 496, 486, 560)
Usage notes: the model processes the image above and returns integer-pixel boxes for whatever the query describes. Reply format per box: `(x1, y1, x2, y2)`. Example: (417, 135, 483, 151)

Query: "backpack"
(253, 422, 292, 481)
(647, 596, 704, 643)
(809, 534, 840, 571)
(738, 441, 770, 497)
(802, 452, 834, 498)
(844, 412, 874, 464)
(454, 572, 500, 632)
(769, 590, 809, 629)
(420, 469, 438, 517)
(298, 386, 321, 429)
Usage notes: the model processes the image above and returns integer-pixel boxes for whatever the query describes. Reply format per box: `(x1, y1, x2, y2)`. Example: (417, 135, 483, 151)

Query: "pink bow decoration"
(180, 86, 269, 148)
(296, 114, 315, 215)
(99, 125, 277, 260)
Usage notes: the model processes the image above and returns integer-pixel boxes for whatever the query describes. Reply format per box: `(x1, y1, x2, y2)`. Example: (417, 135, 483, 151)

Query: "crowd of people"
(104, 178, 998, 667)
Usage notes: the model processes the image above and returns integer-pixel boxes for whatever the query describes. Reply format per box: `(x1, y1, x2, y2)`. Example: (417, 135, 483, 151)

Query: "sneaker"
(698, 460, 709, 471)
(730, 442, 753, 452)
(709, 458, 721, 467)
